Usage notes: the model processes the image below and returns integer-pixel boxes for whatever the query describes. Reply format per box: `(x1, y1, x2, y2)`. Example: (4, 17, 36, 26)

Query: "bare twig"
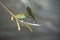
(0, 1, 14, 16)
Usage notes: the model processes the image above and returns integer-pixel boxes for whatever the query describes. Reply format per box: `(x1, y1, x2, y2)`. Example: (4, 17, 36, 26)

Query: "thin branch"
(0, 1, 22, 22)
(0, 1, 14, 16)
(0, 1, 41, 26)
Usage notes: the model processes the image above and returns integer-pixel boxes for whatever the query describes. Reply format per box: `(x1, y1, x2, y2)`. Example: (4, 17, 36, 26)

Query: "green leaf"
(15, 13, 26, 19)
(26, 7, 35, 20)
(23, 22, 33, 32)
(16, 20, 21, 31)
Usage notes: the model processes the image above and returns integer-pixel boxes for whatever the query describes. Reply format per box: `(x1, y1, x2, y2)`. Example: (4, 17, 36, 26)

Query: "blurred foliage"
(0, 1, 33, 32)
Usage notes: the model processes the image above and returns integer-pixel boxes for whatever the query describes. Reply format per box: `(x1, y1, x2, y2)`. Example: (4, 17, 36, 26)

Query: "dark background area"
(0, 0, 60, 40)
